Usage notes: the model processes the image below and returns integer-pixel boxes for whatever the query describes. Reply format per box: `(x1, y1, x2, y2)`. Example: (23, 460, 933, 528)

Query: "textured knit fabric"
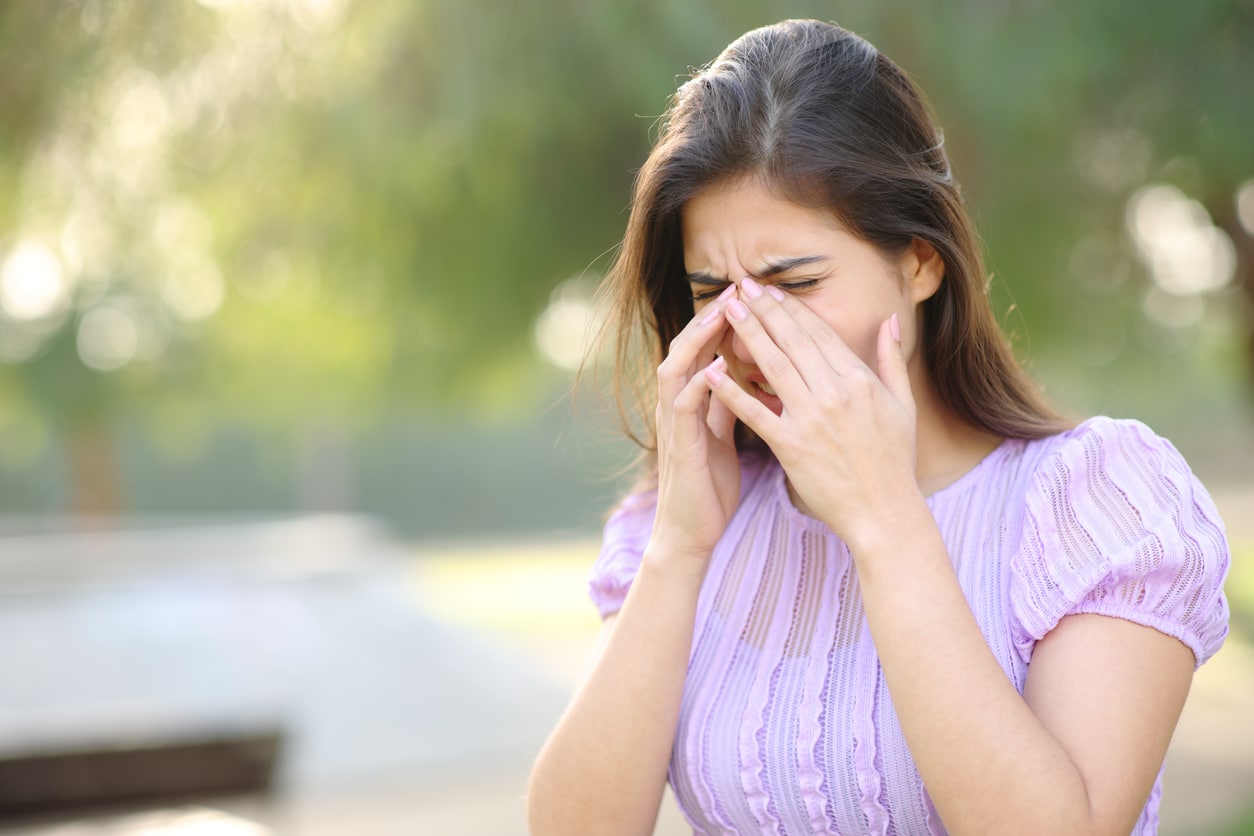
(588, 417, 1230, 835)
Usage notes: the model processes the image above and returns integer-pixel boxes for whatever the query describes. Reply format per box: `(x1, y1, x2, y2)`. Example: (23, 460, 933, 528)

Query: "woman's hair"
(596, 19, 1071, 467)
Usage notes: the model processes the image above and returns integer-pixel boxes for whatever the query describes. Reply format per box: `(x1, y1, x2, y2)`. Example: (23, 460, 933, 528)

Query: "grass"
(1210, 540, 1254, 836)
(1215, 808, 1254, 836)
(408, 537, 606, 687)
(1226, 538, 1254, 641)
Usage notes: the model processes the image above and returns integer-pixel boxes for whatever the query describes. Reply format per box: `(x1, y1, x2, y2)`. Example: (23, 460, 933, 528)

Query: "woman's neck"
(910, 371, 1003, 498)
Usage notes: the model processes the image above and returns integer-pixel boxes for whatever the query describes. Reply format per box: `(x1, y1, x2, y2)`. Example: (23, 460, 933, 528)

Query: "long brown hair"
(596, 19, 1071, 470)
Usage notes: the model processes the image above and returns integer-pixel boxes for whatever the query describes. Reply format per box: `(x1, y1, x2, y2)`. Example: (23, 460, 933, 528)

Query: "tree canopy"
(1, 0, 1251, 511)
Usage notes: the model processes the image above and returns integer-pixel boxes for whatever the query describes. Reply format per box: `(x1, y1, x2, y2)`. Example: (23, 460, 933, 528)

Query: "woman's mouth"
(749, 378, 783, 416)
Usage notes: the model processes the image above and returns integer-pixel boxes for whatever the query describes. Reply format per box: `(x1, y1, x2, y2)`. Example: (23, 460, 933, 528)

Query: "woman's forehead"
(681, 181, 851, 265)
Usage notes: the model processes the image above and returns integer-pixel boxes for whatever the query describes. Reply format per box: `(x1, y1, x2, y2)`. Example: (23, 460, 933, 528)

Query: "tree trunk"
(1210, 199, 1254, 395)
(67, 421, 123, 518)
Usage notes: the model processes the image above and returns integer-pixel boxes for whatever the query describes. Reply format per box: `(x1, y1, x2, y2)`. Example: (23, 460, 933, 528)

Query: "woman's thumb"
(876, 314, 915, 414)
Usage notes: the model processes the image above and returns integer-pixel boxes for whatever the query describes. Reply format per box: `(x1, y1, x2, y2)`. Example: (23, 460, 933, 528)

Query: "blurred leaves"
(0, 0, 1251, 511)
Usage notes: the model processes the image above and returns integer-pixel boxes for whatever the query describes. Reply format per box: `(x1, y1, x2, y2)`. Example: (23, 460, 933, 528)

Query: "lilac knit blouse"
(588, 417, 1230, 835)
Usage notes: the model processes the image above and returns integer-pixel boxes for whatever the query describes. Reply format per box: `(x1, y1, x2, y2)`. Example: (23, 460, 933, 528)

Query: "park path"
(0, 493, 1250, 835)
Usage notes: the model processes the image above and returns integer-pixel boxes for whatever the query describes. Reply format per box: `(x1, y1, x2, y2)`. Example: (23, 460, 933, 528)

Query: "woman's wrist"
(841, 489, 934, 565)
(640, 538, 714, 588)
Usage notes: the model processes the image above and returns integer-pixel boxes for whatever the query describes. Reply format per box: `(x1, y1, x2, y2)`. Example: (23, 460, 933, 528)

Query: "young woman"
(528, 19, 1229, 835)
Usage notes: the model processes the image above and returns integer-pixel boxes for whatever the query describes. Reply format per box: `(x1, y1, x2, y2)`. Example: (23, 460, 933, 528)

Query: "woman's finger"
(705, 369, 738, 444)
(657, 289, 735, 404)
(722, 297, 809, 402)
(669, 356, 722, 459)
(673, 355, 716, 420)
(704, 354, 781, 446)
(876, 313, 916, 418)
(743, 277, 863, 379)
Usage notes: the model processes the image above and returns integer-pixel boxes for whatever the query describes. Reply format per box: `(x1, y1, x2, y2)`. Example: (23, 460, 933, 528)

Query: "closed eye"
(691, 278, 818, 302)
(690, 283, 730, 302)
(777, 279, 818, 292)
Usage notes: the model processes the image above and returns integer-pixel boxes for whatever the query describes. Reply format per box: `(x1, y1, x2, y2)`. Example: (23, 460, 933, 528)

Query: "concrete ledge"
(0, 733, 281, 815)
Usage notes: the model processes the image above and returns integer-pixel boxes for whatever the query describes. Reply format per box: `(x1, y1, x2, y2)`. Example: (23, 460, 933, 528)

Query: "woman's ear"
(904, 239, 944, 303)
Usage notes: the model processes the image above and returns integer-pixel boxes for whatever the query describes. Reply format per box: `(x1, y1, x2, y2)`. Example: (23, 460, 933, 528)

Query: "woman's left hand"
(704, 278, 920, 550)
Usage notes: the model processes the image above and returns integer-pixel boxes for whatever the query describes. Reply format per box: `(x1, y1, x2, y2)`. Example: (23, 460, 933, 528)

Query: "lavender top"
(588, 417, 1230, 835)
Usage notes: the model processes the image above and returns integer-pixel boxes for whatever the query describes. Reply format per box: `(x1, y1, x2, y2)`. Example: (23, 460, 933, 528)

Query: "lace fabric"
(588, 417, 1230, 835)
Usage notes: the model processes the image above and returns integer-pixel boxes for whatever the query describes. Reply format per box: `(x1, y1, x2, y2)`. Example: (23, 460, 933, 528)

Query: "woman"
(528, 19, 1229, 835)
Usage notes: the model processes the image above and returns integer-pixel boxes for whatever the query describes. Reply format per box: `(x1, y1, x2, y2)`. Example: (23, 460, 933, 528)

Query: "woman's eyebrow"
(684, 255, 829, 285)
(751, 255, 830, 278)
(684, 270, 726, 286)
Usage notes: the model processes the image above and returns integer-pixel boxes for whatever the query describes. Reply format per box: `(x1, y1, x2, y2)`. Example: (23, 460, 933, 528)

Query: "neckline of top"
(763, 436, 1017, 532)
(922, 436, 1016, 503)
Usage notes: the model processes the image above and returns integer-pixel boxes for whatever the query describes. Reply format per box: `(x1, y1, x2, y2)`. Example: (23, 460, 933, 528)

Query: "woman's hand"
(650, 286, 742, 563)
(704, 278, 919, 550)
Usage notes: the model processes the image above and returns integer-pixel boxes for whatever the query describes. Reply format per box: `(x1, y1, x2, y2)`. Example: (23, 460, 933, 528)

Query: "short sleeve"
(587, 489, 658, 619)
(1009, 417, 1230, 669)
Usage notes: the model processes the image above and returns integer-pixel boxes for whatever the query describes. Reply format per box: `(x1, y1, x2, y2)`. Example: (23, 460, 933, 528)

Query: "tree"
(1, 0, 1250, 514)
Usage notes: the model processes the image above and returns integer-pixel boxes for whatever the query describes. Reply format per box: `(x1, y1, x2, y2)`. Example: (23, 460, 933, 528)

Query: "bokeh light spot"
(78, 305, 140, 371)
(534, 277, 603, 371)
(1237, 179, 1254, 237)
(1126, 183, 1235, 296)
(163, 260, 226, 322)
(0, 241, 71, 321)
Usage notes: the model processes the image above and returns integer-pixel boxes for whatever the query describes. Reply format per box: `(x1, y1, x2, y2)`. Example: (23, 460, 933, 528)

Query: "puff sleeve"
(587, 489, 658, 619)
(1009, 417, 1230, 669)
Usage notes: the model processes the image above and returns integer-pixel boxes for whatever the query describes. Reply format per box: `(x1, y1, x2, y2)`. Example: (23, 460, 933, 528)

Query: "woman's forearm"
(527, 549, 706, 836)
(850, 497, 1097, 836)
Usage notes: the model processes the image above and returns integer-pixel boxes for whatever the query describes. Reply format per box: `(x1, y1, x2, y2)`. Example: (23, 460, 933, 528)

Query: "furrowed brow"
(684, 256, 829, 285)
(751, 255, 829, 278)
(684, 270, 727, 286)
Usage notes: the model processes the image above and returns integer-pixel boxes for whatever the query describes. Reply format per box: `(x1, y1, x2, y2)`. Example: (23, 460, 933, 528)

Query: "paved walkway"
(0, 518, 569, 836)
(1, 508, 1251, 835)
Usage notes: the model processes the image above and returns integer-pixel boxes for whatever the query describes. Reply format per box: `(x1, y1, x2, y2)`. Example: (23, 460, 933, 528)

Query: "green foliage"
(1214, 806, 1254, 836)
(0, 0, 1251, 489)
(1226, 539, 1254, 639)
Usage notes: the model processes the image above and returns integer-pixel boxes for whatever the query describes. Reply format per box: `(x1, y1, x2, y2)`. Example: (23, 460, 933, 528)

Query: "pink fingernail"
(741, 277, 763, 299)
(766, 285, 785, 302)
(704, 359, 725, 385)
(717, 284, 737, 301)
(889, 313, 901, 343)
(726, 299, 749, 321)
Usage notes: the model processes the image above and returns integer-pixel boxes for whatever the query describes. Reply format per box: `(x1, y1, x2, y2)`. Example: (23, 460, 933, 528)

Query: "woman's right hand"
(649, 286, 742, 563)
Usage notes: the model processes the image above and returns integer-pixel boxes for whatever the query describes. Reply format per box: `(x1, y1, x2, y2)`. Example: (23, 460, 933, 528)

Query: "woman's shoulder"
(1012, 413, 1228, 557)
(1016, 415, 1213, 510)
(1022, 414, 1168, 455)
(1007, 414, 1230, 668)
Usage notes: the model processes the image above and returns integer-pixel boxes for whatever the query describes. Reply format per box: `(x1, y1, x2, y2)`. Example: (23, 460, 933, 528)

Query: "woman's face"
(679, 177, 942, 415)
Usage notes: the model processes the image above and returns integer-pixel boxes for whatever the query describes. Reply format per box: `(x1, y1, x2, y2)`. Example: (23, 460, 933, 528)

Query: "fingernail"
(704, 357, 725, 385)
(889, 313, 901, 343)
(741, 277, 763, 299)
(727, 299, 749, 321)
(717, 284, 737, 301)
(766, 285, 785, 302)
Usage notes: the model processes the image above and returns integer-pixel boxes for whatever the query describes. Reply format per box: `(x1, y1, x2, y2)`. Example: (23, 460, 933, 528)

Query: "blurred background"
(0, 0, 1251, 834)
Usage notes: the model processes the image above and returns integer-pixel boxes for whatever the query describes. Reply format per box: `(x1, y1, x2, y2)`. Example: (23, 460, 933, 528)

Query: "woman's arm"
(527, 552, 704, 835)
(853, 501, 1193, 836)
(529, 290, 742, 834)
(705, 280, 1197, 835)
